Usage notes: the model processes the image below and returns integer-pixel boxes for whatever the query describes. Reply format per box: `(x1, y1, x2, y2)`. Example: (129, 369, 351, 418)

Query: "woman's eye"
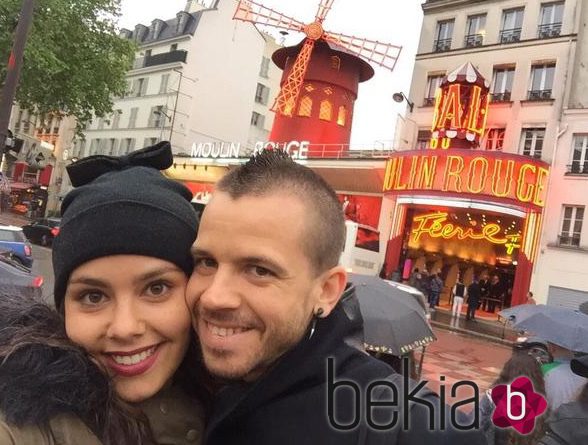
(147, 282, 169, 296)
(80, 291, 106, 305)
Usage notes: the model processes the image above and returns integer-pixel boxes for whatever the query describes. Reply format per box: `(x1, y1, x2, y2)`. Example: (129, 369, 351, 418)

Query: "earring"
(308, 308, 324, 339)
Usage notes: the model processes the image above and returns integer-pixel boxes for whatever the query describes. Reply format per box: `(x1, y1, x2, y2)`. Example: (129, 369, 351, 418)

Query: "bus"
(339, 220, 384, 276)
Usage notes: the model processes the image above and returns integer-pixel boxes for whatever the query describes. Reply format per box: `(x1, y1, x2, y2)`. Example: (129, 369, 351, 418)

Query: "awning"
(9, 182, 33, 191)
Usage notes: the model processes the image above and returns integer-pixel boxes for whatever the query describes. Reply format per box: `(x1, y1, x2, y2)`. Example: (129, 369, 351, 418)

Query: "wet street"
(31, 244, 54, 304)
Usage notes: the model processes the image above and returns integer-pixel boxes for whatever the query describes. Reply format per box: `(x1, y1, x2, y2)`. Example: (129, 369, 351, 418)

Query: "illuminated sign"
(429, 63, 490, 149)
(190, 140, 309, 159)
(383, 150, 549, 209)
(411, 211, 521, 252)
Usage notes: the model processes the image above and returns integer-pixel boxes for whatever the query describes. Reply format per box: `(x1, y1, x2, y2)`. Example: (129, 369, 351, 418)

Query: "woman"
(480, 350, 547, 445)
(0, 142, 206, 444)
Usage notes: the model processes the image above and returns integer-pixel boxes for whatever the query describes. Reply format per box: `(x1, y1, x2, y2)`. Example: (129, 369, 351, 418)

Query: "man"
(526, 291, 537, 305)
(429, 273, 443, 310)
(466, 277, 481, 321)
(478, 275, 490, 312)
(543, 343, 587, 411)
(487, 275, 503, 313)
(451, 276, 467, 318)
(186, 150, 484, 444)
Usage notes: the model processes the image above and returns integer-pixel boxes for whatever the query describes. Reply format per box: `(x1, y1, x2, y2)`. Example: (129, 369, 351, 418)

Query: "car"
(0, 250, 43, 298)
(0, 225, 33, 267)
(22, 217, 61, 247)
(514, 335, 553, 365)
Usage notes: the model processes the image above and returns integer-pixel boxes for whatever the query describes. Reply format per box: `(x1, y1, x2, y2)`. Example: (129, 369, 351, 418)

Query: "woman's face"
(64, 255, 191, 403)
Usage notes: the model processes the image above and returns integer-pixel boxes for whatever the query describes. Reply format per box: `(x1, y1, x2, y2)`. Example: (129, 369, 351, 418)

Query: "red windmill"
(234, 0, 403, 155)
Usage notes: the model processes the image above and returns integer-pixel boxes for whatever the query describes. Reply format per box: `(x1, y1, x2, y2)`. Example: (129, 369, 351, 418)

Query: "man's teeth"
(209, 323, 246, 337)
(112, 347, 156, 365)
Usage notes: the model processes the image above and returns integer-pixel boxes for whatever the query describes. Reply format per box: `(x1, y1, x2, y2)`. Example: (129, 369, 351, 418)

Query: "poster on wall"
(183, 182, 214, 203)
(337, 194, 382, 229)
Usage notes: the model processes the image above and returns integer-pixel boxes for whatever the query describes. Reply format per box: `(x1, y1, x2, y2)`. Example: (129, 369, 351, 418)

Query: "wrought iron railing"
(558, 233, 581, 247)
(566, 162, 588, 174)
(423, 97, 436, 106)
(538, 22, 562, 39)
(499, 28, 522, 43)
(433, 38, 452, 52)
(491, 91, 511, 102)
(464, 33, 484, 48)
(133, 50, 187, 69)
(527, 89, 552, 100)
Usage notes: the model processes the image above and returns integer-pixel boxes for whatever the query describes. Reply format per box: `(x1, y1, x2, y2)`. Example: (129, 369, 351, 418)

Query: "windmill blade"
(233, 0, 305, 34)
(272, 39, 316, 116)
(323, 31, 403, 72)
(315, 0, 337, 23)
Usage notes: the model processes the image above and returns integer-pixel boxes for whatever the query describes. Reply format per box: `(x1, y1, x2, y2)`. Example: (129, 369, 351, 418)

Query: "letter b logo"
(506, 385, 526, 421)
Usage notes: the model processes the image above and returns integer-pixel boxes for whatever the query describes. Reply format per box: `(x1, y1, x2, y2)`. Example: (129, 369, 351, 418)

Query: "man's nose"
(197, 267, 242, 312)
(106, 299, 146, 340)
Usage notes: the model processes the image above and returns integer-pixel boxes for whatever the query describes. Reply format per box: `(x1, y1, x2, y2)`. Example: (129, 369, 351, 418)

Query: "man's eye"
(194, 257, 217, 270)
(251, 266, 272, 278)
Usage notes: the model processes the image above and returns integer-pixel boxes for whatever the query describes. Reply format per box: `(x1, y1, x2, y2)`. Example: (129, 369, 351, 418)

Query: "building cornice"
(423, 0, 488, 14)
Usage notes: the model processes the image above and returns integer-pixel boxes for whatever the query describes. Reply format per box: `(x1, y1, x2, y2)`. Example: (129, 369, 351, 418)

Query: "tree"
(0, 0, 136, 132)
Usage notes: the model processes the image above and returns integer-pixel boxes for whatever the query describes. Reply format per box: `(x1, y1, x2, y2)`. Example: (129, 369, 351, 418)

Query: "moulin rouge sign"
(383, 150, 550, 209)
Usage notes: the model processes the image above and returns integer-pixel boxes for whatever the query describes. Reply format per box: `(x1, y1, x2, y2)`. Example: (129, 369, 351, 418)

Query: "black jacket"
(205, 286, 487, 444)
(539, 401, 588, 445)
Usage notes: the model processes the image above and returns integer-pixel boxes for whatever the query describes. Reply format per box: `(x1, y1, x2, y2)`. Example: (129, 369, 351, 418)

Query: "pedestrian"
(186, 149, 485, 444)
(409, 267, 422, 288)
(543, 343, 587, 411)
(488, 275, 503, 313)
(466, 277, 481, 320)
(526, 291, 537, 305)
(452, 276, 467, 318)
(480, 351, 547, 445)
(539, 355, 588, 444)
(479, 274, 490, 311)
(0, 142, 206, 444)
(429, 272, 443, 309)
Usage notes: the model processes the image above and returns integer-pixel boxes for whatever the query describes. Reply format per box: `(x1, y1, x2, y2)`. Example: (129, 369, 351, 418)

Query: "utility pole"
(0, 0, 35, 164)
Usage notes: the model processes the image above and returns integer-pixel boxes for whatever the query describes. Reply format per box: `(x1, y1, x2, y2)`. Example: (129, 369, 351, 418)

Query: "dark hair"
(493, 352, 547, 445)
(216, 149, 345, 272)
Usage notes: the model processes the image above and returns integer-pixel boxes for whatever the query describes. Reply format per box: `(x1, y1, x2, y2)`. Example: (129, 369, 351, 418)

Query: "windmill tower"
(234, 0, 402, 157)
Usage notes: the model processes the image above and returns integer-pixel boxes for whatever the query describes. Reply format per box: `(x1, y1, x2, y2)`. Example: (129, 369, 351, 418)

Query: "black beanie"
(52, 142, 198, 309)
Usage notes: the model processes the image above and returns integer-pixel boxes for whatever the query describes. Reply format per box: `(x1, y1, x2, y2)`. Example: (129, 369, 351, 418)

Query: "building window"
(528, 63, 555, 100)
(121, 138, 135, 154)
(433, 20, 453, 52)
(464, 14, 486, 47)
(89, 139, 98, 156)
(298, 96, 313, 117)
(538, 2, 564, 38)
(144, 137, 158, 147)
(259, 56, 270, 78)
(569, 134, 588, 174)
(170, 43, 178, 51)
(251, 112, 265, 129)
(97, 118, 105, 130)
(133, 77, 148, 97)
(129, 107, 138, 129)
(559, 206, 584, 247)
(107, 138, 117, 156)
(112, 110, 121, 129)
(159, 74, 170, 94)
(485, 128, 506, 150)
(150, 106, 166, 128)
(491, 66, 514, 102)
(337, 106, 347, 126)
(424, 74, 444, 105)
(255, 83, 270, 105)
(416, 130, 431, 150)
(331, 56, 341, 70)
(319, 100, 332, 121)
(500, 8, 524, 43)
(520, 128, 545, 158)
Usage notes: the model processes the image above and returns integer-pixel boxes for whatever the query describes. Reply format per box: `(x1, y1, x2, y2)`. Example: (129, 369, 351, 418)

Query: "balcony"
(558, 233, 581, 248)
(566, 162, 588, 175)
(527, 89, 552, 101)
(464, 33, 484, 48)
(423, 97, 436, 106)
(433, 38, 452, 52)
(133, 50, 187, 69)
(499, 28, 522, 44)
(538, 23, 562, 39)
(490, 91, 511, 102)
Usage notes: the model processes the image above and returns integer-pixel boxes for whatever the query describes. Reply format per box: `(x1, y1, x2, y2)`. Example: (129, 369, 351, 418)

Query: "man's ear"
(313, 265, 348, 317)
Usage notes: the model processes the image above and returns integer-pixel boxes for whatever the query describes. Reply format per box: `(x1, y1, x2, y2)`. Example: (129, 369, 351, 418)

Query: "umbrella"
(499, 304, 588, 353)
(348, 273, 436, 356)
(499, 304, 541, 324)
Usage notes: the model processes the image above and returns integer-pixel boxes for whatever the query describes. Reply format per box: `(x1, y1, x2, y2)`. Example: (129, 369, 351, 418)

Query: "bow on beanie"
(52, 141, 198, 309)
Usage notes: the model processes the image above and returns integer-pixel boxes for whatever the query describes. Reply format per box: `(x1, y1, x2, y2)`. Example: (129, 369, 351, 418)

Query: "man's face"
(186, 192, 327, 381)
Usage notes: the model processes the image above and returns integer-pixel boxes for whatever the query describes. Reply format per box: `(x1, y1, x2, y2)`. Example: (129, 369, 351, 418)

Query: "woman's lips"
(104, 344, 161, 377)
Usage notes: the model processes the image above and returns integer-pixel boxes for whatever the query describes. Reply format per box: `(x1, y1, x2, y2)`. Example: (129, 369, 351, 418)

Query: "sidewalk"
(0, 212, 30, 227)
(429, 306, 518, 346)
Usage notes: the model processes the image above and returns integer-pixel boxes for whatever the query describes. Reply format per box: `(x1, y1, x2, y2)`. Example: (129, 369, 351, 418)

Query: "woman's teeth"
(111, 346, 156, 365)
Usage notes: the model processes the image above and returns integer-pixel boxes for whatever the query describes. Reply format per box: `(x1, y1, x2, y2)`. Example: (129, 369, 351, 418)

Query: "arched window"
(331, 56, 341, 70)
(319, 100, 333, 121)
(337, 106, 347, 126)
(298, 95, 313, 117)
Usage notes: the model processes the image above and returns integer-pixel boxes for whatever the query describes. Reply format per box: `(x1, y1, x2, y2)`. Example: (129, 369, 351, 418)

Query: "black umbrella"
(349, 273, 436, 356)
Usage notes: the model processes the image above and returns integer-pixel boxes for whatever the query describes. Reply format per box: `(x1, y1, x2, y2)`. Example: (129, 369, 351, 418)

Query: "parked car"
(22, 217, 61, 247)
(0, 225, 33, 267)
(0, 250, 43, 298)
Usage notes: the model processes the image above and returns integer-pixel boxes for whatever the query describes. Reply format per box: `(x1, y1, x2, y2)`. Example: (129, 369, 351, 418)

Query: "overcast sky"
(119, 0, 425, 147)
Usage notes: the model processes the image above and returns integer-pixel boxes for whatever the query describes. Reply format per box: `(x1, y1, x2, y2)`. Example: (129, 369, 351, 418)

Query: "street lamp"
(393, 92, 414, 113)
